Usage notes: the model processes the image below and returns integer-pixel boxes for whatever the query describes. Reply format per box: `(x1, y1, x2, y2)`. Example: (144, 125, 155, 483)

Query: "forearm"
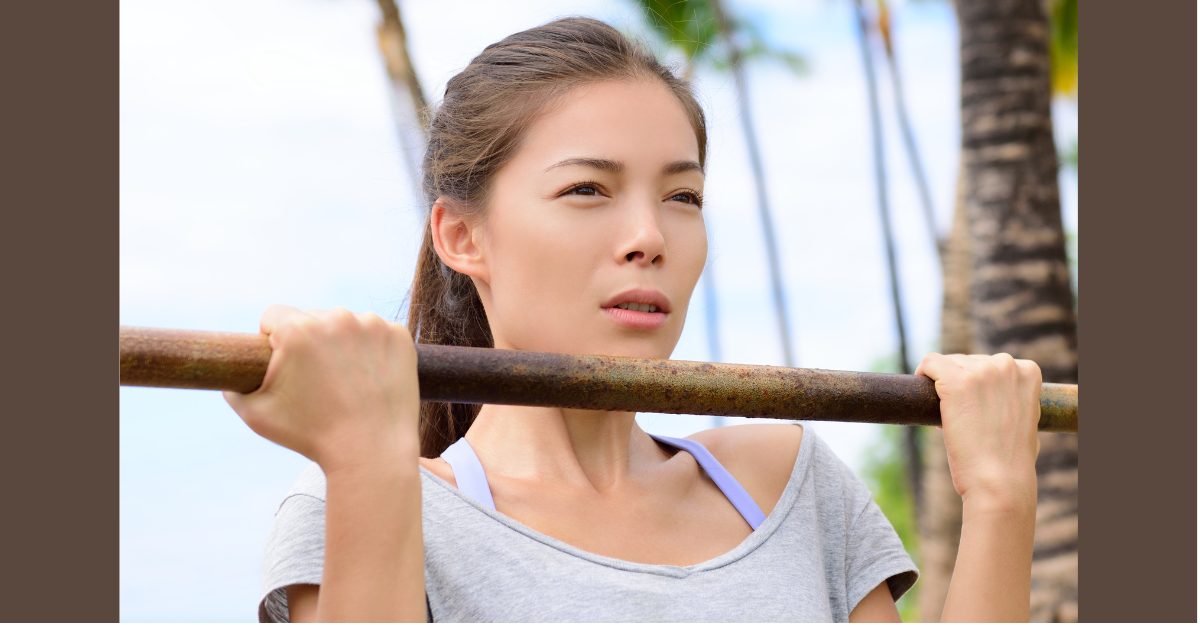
(941, 495, 1036, 622)
(318, 446, 426, 622)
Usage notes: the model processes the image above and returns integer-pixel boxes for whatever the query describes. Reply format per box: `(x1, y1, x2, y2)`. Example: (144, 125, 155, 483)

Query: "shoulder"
(419, 456, 456, 485)
(687, 423, 804, 517)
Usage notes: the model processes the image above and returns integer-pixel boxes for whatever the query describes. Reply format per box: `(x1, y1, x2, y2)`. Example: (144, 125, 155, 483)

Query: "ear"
(430, 198, 489, 282)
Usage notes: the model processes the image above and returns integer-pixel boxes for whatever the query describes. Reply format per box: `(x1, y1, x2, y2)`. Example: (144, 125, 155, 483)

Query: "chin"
(503, 320, 680, 359)
(603, 337, 676, 360)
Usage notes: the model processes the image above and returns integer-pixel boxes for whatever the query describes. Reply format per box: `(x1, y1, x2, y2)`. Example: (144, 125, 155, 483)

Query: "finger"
(914, 352, 963, 381)
(223, 389, 247, 408)
(1015, 358, 1042, 383)
(355, 310, 387, 330)
(987, 353, 1020, 378)
(944, 353, 978, 370)
(261, 304, 304, 335)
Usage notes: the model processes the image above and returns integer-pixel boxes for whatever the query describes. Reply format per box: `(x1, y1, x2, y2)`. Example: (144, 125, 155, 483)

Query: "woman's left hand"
(915, 352, 1042, 510)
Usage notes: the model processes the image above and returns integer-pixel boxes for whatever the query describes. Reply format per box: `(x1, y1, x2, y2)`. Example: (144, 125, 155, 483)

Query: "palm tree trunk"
(957, 0, 1078, 620)
(918, 159, 971, 623)
(853, 0, 921, 516)
(712, 0, 796, 368)
(877, 1, 945, 258)
(375, 0, 427, 198)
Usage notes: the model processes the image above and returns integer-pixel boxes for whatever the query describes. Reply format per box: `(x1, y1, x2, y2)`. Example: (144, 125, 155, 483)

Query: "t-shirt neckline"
(418, 424, 813, 578)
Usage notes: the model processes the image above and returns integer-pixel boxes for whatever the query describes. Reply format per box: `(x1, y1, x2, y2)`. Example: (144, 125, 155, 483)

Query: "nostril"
(626, 251, 642, 262)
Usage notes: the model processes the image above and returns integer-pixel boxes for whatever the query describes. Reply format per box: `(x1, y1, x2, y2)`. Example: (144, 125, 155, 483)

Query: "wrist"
(316, 424, 421, 476)
(961, 477, 1037, 520)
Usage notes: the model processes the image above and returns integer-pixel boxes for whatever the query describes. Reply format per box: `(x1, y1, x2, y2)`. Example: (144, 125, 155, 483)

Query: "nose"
(616, 201, 666, 267)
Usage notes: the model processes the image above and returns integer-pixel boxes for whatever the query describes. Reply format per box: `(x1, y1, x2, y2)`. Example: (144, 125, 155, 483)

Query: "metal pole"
(119, 326, 1078, 433)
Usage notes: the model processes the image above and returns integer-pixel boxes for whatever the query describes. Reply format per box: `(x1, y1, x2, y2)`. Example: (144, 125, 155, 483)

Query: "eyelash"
(670, 188, 704, 208)
(561, 181, 607, 197)
(559, 182, 704, 209)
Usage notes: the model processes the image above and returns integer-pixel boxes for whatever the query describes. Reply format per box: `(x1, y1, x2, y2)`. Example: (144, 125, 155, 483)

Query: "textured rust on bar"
(1037, 383, 1078, 433)
(120, 326, 271, 393)
(118, 327, 1078, 432)
(415, 346, 945, 426)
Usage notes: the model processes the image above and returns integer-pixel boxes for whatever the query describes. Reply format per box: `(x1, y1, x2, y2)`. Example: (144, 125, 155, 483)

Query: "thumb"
(914, 352, 962, 382)
(223, 389, 250, 415)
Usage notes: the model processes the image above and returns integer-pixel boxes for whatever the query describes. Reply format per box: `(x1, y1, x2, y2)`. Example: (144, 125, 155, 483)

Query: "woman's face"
(441, 79, 707, 359)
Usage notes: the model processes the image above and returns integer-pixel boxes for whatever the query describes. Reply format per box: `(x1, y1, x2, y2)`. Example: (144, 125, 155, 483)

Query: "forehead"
(515, 79, 700, 169)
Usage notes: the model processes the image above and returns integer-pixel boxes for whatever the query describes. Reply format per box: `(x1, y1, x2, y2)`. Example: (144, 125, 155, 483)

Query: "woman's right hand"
(223, 304, 421, 472)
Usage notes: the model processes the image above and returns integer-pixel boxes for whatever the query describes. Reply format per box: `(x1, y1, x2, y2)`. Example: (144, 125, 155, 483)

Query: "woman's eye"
(670, 191, 702, 206)
(566, 184, 600, 196)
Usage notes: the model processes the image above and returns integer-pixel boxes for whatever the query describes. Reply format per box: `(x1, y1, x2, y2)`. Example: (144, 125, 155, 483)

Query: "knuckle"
(359, 311, 387, 333)
(273, 315, 307, 343)
(1018, 359, 1043, 382)
(327, 306, 357, 331)
(392, 322, 415, 344)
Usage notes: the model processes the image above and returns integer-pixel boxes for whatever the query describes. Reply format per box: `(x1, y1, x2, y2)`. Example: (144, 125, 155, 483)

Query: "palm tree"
(873, 0, 945, 258)
(851, 0, 922, 515)
(631, 0, 805, 368)
(918, 158, 971, 622)
(920, 0, 1079, 621)
(375, 0, 427, 198)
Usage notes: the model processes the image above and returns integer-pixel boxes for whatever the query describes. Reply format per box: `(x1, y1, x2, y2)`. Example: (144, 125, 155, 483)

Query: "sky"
(119, 0, 1078, 620)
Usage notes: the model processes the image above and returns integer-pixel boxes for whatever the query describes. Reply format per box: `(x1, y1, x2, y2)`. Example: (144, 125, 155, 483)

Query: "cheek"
(669, 213, 709, 292)
(483, 206, 608, 337)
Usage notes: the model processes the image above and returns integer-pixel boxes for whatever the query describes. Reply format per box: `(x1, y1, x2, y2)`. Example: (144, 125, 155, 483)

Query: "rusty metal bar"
(120, 326, 1078, 433)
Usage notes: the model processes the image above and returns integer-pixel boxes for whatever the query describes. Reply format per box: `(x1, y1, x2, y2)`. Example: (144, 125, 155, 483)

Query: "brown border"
(2, 0, 1196, 622)
(1080, 1, 1197, 622)
(0, 1, 119, 621)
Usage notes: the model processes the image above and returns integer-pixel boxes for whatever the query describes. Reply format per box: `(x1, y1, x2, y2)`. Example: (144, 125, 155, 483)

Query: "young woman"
(228, 17, 1043, 623)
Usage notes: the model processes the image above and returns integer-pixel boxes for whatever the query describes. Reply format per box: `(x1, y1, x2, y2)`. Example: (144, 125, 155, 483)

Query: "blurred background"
(119, 0, 1078, 621)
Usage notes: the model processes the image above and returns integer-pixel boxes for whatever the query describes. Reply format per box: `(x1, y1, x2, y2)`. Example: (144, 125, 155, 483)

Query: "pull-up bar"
(119, 326, 1078, 433)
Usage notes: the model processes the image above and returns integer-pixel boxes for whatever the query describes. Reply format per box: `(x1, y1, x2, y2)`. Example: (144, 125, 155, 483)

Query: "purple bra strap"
(649, 434, 768, 530)
(441, 435, 767, 531)
(441, 437, 496, 511)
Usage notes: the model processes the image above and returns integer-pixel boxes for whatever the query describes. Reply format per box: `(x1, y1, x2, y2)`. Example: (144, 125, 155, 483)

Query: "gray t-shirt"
(258, 428, 917, 622)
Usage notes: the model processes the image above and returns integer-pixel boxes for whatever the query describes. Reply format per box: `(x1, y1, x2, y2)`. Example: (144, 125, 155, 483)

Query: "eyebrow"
(663, 160, 703, 176)
(544, 158, 704, 176)
(544, 157, 623, 173)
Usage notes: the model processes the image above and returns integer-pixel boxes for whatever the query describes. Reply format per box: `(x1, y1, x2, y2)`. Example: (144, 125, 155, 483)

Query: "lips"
(602, 289, 671, 330)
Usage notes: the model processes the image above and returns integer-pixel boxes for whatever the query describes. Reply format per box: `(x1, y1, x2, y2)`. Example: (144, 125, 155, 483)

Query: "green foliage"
(862, 425, 920, 622)
(1047, 0, 1078, 96)
(1059, 137, 1077, 171)
(862, 353, 919, 621)
(635, 0, 722, 63)
(629, 0, 807, 74)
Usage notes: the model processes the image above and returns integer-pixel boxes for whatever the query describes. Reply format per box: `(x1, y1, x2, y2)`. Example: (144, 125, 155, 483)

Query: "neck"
(465, 404, 666, 492)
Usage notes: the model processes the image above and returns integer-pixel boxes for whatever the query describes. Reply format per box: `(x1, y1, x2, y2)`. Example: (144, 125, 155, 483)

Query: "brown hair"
(406, 16, 707, 458)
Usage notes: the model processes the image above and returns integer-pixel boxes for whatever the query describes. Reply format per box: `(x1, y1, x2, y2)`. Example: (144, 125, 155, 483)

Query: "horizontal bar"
(119, 326, 1078, 433)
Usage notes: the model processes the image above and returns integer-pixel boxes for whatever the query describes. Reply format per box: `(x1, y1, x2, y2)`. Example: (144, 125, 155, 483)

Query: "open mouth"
(602, 291, 671, 330)
(612, 302, 661, 313)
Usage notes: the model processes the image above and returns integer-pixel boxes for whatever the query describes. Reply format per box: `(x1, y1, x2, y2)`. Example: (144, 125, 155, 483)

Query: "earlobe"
(430, 199, 488, 282)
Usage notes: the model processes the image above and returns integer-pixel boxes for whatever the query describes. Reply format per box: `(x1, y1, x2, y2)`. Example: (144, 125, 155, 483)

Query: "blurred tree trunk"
(853, 0, 921, 517)
(711, 0, 796, 368)
(918, 157, 971, 623)
(875, 0, 945, 258)
(930, 0, 1079, 622)
(375, 0, 427, 199)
